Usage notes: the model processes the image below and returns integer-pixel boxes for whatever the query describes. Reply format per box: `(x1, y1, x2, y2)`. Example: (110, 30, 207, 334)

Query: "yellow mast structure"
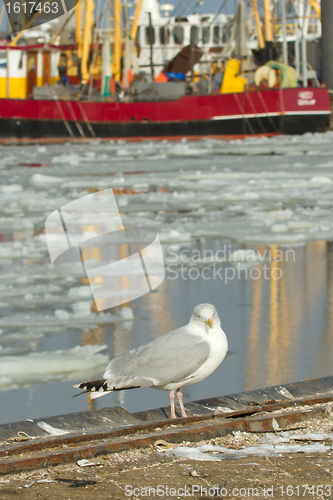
(130, 0, 144, 42)
(252, 0, 265, 50)
(113, 0, 122, 82)
(75, 2, 83, 58)
(76, 0, 143, 88)
(81, 0, 95, 83)
(309, 0, 321, 19)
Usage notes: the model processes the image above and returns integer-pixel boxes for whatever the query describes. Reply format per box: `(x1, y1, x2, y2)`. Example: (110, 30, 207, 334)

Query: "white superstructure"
(133, 0, 322, 77)
(135, 10, 232, 75)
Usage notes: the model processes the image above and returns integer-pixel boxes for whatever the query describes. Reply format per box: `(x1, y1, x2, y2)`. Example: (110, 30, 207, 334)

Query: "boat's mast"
(294, 0, 300, 79)
(81, 0, 95, 83)
(131, 0, 144, 41)
(75, 2, 83, 58)
(252, 0, 265, 50)
(123, 0, 130, 88)
(263, 0, 274, 60)
(101, 0, 112, 95)
(300, 0, 308, 87)
(321, 0, 333, 89)
(148, 11, 154, 79)
(281, 0, 288, 65)
(113, 0, 122, 82)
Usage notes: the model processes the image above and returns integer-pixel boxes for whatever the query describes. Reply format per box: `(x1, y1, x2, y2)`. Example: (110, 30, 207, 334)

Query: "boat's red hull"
(0, 87, 330, 139)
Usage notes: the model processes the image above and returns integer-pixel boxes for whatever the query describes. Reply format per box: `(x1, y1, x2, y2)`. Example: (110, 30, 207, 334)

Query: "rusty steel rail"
(0, 405, 329, 475)
(0, 376, 333, 474)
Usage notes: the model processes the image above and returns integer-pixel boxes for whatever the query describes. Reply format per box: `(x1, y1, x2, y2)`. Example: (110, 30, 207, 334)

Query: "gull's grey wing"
(103, 329, 210, 390)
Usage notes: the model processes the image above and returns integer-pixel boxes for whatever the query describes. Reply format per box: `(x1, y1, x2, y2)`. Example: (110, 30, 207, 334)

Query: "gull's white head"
(190, 303, 220, 330)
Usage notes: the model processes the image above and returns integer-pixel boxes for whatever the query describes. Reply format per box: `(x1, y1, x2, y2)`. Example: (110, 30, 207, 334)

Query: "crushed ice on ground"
(159, 438, 332, 461)
(37, 421, 71, 436)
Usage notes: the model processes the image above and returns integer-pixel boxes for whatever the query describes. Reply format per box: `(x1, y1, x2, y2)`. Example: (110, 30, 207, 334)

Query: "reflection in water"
(2, 237, 333, 423)
(143, 284, 174, 340)
(246, 259, 263, 389)
(320, 241, 333, 368)
(245, 241, 333, 391)
(266, 246, 292, 386)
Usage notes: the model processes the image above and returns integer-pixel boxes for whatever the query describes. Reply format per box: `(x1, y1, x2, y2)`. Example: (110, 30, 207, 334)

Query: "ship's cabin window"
(0, 52, 7, 68)
(202, 26, 211, 44)
(222, 25, 228, 43)
(213, 25, 220, 44)
(135, 26, 141, 47)
(18, 53, 23, 69)
(173, 26, 184, 45)
(145, 26, 155, 45)
(190, 26, 199, 44)
(159, 26, 170, 45)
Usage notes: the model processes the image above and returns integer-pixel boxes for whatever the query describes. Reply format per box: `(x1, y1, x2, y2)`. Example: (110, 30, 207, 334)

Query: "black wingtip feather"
(73, 379, 108, 393)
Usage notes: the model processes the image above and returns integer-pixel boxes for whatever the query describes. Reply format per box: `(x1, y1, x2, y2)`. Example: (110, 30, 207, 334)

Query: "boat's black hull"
(0, 113, 329, 140)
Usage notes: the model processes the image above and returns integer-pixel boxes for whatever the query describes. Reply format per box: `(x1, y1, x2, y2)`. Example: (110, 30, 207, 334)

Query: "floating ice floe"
(0, 345, 108, 390)
(31, 173, 65, 186)
(0, 311, 121, 328)
(71, 301, 93, 316)
(158, 230, 192, 243)
(0, 240, 48, 260)
(0, 217, 34, 232)
(0, 184, 23, 193)
(10, 139, 329, 245)
(0, 284, 62, 298)
(308, 176, 333, 187)
(51, 153, 82, 165)
(169, 144, 210, 156)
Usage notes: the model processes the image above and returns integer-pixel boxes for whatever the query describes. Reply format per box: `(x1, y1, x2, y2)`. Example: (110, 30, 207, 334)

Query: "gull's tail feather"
(73, 379, 141, 400)
(73, 378, 110, 399)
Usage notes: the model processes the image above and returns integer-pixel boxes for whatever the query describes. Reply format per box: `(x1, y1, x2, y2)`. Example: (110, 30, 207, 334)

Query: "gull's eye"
(196, 314, 201, 319)
(213, 312, 216, 316)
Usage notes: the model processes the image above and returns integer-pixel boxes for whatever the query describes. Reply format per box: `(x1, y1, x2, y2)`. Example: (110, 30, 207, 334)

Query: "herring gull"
(74, 303, 228, 418)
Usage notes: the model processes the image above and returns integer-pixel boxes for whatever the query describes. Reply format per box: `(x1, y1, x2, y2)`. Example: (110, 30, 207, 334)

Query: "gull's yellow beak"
(204, 318, 213, 329)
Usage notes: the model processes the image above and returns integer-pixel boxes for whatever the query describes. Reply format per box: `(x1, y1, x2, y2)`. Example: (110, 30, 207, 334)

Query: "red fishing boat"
(0, 86, 330, 140)
(0, 0, 330, 140)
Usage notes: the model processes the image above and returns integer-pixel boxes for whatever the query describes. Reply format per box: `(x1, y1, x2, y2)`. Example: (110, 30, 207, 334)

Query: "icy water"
(1, 133, 333, 424)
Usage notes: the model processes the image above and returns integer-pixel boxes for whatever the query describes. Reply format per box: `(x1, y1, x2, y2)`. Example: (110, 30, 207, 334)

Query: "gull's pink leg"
(169, 390, 176, 419)
(176, 388, 187, 418)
